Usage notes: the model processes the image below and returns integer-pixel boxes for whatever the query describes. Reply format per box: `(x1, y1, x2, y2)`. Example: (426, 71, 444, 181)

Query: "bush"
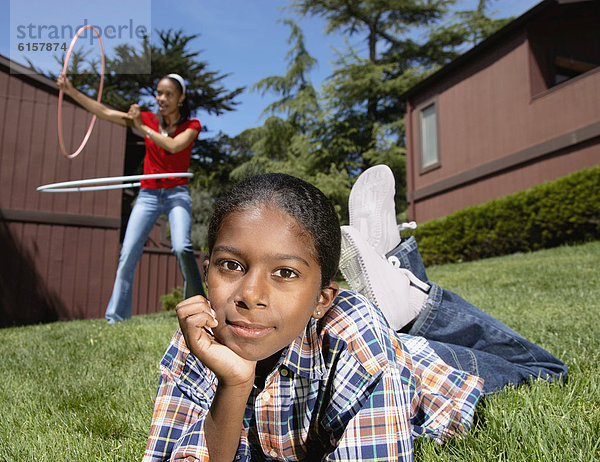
(160, 286, 184, 311)
(409, 165, 600, 266)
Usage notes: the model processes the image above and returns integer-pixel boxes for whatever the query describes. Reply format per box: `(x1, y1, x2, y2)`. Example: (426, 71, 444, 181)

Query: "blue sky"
(2, 0, 540, 137)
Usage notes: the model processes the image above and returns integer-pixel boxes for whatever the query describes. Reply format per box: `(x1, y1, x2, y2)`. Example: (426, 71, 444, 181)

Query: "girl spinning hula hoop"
(57, 73, 205, 323)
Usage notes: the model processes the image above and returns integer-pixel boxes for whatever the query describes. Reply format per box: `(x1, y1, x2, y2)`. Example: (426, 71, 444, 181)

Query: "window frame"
(417, 97, 441, 174)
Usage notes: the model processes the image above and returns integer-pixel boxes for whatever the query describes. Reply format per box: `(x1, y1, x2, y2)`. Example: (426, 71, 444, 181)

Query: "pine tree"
(46, 29, 243, 117)
(288, 0, 509, 217)
(230, 20, 353, 219)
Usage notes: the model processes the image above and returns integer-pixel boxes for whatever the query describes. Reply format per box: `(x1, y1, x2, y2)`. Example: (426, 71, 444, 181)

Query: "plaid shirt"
(143, 289, 483, 461)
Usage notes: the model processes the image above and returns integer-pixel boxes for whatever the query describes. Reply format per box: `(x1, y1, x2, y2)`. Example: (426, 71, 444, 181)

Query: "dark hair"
(161, 75, 191, 123)
(208, 173, 341, 288)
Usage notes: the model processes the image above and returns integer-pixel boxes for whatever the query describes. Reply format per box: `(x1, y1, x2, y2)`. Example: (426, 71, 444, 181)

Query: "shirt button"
(269, 449, 278, 458)
(279, 368, 289, 377)
(261, 391, 271, 402)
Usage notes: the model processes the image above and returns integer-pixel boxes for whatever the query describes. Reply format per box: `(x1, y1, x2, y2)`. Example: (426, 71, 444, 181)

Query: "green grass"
(0, 313, 178, 461)
(1, 241, 599, 461)
(415, 241, 600, 461)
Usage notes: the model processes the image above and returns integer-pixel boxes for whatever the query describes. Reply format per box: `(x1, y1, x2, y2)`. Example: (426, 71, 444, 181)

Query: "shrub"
(160, 286, 184, 311)
(409, 165, 600, 266)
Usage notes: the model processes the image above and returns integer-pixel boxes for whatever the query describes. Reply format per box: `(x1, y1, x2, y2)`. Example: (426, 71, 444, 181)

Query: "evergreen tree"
(230, 20, 353, 220)
(45, 29, 243, 116)
(288, 0, 510, 217)
(252, 19, 320, 132)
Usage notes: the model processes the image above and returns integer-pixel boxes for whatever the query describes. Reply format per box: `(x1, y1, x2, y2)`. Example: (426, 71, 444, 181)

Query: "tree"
(229, 3, 509, 221)
(252, 19, 321, 132)
(229, 20, 353, 220)
(289, 0, 510, 218)
(430, 0, 512, 49)
(44, 28, 243, 116)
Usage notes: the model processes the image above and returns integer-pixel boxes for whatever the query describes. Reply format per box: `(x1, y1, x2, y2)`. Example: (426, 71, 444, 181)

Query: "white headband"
(165, 73, 186, 94)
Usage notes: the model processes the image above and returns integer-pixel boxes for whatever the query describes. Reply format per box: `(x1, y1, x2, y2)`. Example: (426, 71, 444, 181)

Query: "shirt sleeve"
(311, 292, 482, 460)
(185, 118, 201, 134)
(142, 330, 216, 462)
(321, 339, 482, 461)
(401, 335, 484, 443)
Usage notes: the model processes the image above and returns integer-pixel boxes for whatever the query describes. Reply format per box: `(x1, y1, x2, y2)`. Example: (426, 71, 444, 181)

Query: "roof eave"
(400, 0, 560, 100)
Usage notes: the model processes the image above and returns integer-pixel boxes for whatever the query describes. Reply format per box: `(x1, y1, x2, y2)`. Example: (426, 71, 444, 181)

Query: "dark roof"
(401, 0, 591, 99)
(0, 53, 61, 95)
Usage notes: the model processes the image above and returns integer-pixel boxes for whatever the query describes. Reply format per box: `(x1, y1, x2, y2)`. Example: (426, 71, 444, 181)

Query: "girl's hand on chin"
(176, 295, 256, 388)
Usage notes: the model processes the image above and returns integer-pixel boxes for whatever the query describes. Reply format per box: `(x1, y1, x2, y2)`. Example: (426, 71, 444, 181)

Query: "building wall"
(405, 5, 600, 222)
(0, 219, 120, 324)
(0, 70, 125, 218)
(413, 140, 599, 221)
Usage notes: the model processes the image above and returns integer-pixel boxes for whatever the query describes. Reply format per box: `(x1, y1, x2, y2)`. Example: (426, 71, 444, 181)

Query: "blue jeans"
(105, 186, 205, 323)
(388, 237, 568, 394)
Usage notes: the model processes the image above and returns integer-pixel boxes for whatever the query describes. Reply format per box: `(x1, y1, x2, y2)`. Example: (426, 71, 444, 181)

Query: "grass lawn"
(1, 241, 599, 461)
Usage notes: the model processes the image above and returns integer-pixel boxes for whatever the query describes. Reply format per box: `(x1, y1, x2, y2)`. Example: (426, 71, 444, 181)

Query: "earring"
(316, 311, 322, 316)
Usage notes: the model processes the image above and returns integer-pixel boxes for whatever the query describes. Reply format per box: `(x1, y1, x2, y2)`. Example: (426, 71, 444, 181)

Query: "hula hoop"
(37, 173, 194, 193)
(57, 25, 106, 159)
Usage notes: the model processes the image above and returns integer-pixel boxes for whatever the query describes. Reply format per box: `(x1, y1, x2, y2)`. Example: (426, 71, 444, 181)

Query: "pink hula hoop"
(57, 25, 105, 159)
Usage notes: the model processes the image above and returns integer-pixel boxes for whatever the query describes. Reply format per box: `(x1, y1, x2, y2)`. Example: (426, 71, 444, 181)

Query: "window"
(553, 54, 598, 86)
(529, 3, 600, 95)
(419, 102, 439, 171)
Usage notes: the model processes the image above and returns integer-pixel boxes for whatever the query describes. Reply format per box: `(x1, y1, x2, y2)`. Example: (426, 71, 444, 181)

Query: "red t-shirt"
(139, 111, 201, 189)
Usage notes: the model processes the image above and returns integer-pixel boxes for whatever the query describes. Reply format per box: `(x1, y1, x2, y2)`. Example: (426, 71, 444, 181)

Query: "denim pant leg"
(105, 189, 160, 322)
(410, 284, 568, 393)
(387, 238, 568, 393)
(165, 186, 205, 299)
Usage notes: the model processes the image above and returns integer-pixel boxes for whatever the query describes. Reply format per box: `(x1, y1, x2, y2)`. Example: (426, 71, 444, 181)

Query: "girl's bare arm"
(57, 74, 131, 127)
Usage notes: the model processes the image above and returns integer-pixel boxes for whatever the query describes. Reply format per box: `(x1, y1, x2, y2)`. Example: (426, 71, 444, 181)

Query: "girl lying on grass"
(143, 171, 567, 461)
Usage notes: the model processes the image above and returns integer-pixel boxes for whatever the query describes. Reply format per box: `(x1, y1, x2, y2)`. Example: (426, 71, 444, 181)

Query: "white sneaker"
(349, 165, 401, 256)
(339, 225, 430, 331)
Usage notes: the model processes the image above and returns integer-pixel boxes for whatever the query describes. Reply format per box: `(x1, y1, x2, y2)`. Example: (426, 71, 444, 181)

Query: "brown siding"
(414, 140, 599, 220)
(135, 250, 181, 315)
(1, 71, 124, 218)
(405, 2, 600, 222)
(0, 219, 116, 324)
(0, 67, 127, 326)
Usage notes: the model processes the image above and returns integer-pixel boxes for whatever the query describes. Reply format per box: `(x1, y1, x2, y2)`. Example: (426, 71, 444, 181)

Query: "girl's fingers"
(176, 295, 209, 312)
(178, 310, 219, 359)
(176, 294, 210, 311)
(179, 311, 218, 330)
(175, 297, 220, 359)
(57, 75, 70, 91)
(176, 297, 217, 329)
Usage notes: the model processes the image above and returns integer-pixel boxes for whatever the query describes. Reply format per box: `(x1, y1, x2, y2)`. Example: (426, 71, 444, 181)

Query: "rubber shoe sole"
(349, 165, 400, 256)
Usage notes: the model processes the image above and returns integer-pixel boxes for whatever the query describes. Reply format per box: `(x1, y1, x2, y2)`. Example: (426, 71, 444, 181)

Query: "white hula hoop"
(37, 173, 194, 193)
